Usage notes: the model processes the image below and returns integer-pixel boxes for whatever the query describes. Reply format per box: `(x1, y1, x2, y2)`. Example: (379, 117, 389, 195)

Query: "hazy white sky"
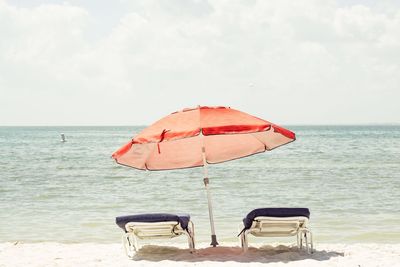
(1, 0, 399, 125)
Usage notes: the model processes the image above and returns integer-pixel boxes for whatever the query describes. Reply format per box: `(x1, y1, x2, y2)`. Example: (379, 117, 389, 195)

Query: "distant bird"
(61, 133, 66, 142)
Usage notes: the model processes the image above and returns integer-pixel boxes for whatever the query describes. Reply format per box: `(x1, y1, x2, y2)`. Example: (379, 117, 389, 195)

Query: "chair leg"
(240, 232, 249, 252)
(299, 231, 303, 249)
(123, 233, 137, 259)
(304, 231, 309, 253)
(299, 229, 313, 254)
(186, 233, 195, 252)
(187, 222, 195, 252)
(190, 236, 196, 252)
(307, 230, 314, 253)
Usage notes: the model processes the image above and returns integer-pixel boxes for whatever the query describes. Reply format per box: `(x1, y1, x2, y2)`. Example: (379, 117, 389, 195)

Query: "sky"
(0, 0, 399, 126)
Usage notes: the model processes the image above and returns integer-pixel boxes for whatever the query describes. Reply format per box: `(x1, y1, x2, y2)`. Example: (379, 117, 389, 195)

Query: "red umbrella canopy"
(112, 106, 295, 170)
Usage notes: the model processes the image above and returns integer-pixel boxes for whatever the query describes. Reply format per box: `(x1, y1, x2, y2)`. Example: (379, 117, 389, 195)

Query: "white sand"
(1, 242, 399, 267)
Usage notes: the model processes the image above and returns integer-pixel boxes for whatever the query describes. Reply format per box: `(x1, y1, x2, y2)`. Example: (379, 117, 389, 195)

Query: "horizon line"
(1, 123, 399, 127)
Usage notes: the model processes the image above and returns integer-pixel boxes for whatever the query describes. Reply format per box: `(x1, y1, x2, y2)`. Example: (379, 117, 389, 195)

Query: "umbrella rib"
(250, 131, 271, 151)
(143, 143, 158, 170)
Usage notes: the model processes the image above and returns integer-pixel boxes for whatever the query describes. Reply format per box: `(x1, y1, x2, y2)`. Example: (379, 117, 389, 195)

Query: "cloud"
(0, 0, 399, 125)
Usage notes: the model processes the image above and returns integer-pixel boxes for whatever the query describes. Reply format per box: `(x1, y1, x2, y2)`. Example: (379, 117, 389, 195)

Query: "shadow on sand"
(132, 245, 344, 263)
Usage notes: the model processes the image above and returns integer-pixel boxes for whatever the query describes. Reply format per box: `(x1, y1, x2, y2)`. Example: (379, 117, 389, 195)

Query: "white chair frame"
(122, 220, 195, 258)
(239, 216, 313, 253)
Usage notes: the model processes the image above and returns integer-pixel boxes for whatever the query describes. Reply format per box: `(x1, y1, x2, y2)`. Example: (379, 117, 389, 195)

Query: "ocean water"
(0, 126, 399, 244)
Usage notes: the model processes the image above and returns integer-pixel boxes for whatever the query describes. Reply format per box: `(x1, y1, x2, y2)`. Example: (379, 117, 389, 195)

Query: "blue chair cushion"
(116, 213, 190, 232)
(243, 208, 310, 230)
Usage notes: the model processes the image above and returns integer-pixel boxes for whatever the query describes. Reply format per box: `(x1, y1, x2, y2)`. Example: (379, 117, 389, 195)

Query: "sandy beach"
(1, 242, 399, 267)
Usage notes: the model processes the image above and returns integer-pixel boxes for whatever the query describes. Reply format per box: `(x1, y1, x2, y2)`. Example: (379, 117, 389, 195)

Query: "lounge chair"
(116, 213, 195, 258)
(238, 208, 313, 253)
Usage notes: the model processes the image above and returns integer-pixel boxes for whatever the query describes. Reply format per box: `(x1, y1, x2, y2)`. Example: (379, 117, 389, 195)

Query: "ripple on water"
(0, 126, 399, 243)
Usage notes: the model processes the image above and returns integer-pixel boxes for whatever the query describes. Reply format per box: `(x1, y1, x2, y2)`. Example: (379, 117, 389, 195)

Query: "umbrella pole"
(202, 150, 219, 247)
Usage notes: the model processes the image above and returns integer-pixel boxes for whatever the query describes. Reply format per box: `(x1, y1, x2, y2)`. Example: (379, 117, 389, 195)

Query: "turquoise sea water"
(0, 126, 399, 244)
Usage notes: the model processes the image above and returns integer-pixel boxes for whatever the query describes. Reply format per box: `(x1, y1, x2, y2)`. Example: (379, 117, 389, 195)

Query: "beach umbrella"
(112, 106, 295, 247)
